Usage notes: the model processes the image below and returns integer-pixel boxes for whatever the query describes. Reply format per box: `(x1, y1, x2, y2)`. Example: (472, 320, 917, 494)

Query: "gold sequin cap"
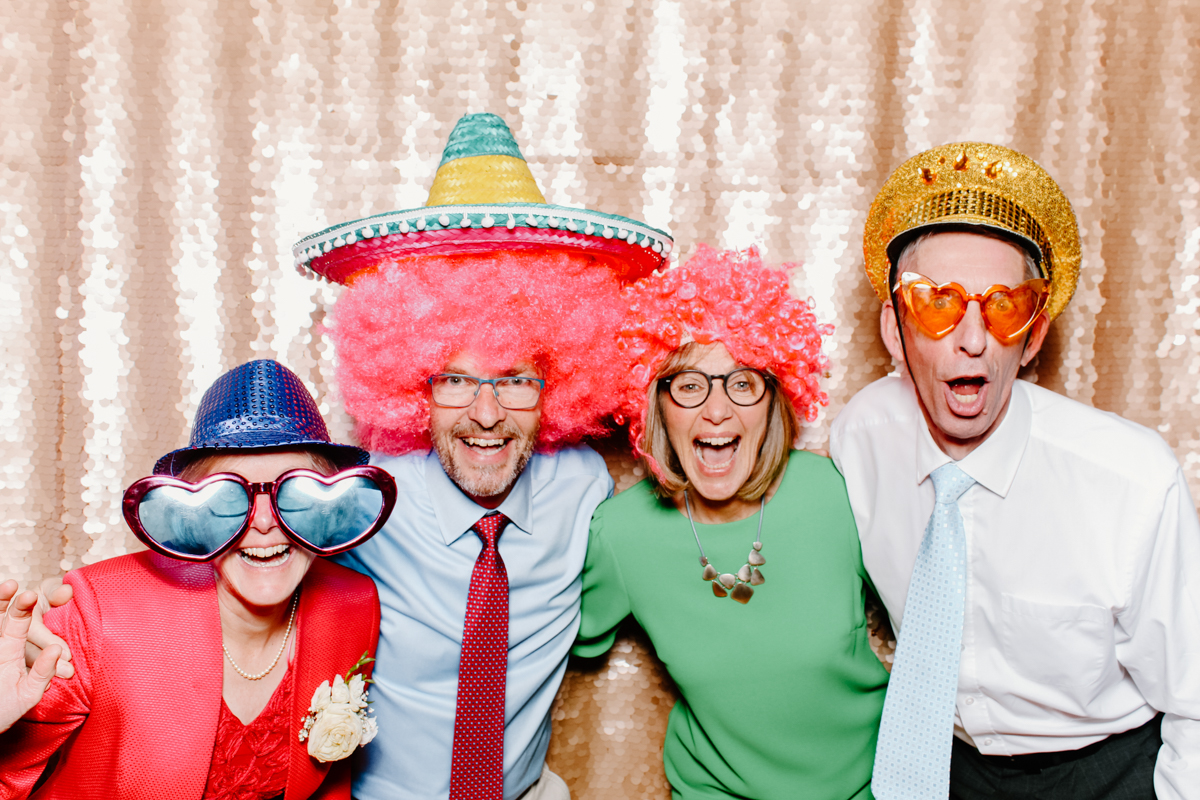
(863, 142, 1081, 320)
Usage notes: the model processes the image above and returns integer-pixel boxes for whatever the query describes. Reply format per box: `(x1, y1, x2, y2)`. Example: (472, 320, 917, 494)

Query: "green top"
(574, 451, 889, 800)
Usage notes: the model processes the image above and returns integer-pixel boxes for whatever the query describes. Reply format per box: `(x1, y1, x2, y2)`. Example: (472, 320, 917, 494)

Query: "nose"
(955, 300, 988, 355)
(467, 382, 507, 429)
(247, 492, 277, 535)
(700, 379, 735, 423)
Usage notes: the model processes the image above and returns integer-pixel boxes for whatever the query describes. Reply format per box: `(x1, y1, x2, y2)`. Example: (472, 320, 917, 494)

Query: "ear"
(1020, 313, 1050, 367)
(880, 299, 907, 365)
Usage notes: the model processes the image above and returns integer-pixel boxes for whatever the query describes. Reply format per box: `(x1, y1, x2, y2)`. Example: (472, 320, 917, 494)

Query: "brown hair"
(640, 342, 797, 501)
(177, 447, 339, 482)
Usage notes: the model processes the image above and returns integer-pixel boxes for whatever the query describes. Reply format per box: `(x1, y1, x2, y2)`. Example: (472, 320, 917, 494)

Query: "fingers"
(47, 584, 72, 609)
(0, 580, 15, 617)
(2, 591, 39, 675)
(24, 643, 61, 699)
(27, 578, 72, 678)
(6, 590, 38, 621)
(37, 576, 67, 608)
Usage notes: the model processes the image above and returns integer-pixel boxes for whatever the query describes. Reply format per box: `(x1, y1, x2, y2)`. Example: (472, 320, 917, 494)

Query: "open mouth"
(947, 377, 987, 407)
(462, 436, 509, 454)
(238, 543, 292, 568)
(694, 435, 740, 470)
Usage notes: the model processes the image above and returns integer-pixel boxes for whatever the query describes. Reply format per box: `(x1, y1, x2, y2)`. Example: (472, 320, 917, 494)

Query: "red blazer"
(0, 551, 380, 800)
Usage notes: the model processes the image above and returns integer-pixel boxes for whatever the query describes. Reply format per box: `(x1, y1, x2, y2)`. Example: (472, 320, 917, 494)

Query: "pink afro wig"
(618, 244, 833, 461)
(331, 250, 629, 454)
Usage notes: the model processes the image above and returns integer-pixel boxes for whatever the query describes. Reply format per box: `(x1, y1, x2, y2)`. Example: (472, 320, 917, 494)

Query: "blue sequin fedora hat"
(154, 360, 370, 475)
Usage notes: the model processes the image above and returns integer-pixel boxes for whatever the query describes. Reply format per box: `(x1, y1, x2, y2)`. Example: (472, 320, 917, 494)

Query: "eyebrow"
(442, 367, 540, 378)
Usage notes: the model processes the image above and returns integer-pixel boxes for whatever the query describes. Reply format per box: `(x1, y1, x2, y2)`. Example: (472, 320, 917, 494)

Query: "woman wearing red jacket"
(0, 360, 396, 800)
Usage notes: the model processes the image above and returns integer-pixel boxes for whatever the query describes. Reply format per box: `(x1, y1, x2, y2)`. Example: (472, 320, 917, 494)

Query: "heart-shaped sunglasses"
(893, 271, 1050, 342)
(122, 466, 397, 562)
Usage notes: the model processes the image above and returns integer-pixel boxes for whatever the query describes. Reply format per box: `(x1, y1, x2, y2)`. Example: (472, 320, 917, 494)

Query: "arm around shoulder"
(572, 502, 633, 659)
(0, 583, 60, 734)
(0, 571, 99, 797)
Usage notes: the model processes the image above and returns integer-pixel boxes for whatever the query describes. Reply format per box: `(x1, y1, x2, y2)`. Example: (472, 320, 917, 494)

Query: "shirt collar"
(913, 379, 1032, 498)
(424, 450, 536, 545)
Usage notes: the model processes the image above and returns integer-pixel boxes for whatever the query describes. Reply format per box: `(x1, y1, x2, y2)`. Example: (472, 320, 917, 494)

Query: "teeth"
(952, 392, 978, 404)
(242, 544, 288, 558)
(697, 437, 736, 446)
(464, 438, 505, 448)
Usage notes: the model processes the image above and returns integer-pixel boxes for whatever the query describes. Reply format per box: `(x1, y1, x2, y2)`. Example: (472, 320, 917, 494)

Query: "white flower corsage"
(299, 651, 379, 762)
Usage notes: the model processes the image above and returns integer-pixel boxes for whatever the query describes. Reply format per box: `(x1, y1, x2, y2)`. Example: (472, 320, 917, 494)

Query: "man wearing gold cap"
(831, 143, 1200, 799)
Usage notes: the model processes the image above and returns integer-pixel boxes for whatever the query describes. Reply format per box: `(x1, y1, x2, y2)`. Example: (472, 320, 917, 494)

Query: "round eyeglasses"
(428, 374, 545, 410)
(658, 368, 770, 408)
(122, 466, 397, 562)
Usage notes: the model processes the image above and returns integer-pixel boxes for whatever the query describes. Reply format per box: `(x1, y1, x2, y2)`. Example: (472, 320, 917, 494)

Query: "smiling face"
(660, 343, 772, 517)
(429, 353, 542, 508)
(207, 450, 320, 613)
(882, 231, 1049, 460)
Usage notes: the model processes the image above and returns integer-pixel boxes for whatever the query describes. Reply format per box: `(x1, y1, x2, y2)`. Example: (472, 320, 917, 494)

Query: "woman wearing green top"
(575, 245, 888, 799)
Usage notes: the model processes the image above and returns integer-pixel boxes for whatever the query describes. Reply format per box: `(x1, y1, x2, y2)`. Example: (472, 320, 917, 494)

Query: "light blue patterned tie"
(872, 462, 975, 800)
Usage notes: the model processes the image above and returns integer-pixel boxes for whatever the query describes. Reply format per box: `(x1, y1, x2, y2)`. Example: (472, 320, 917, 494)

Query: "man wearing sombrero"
(831, 144, 1200, 799)
(293, 114, 673, 800)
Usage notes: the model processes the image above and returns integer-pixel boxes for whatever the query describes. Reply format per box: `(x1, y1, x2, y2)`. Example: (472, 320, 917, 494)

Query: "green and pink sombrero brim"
(292, 113, 673, 285)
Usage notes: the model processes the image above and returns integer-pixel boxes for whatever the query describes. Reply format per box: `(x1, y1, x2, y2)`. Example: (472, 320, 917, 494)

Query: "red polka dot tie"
(449, 512, 510, 800)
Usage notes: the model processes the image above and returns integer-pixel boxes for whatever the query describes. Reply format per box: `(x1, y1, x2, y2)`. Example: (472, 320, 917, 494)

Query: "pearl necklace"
(684, 491, 767, 604)
(222, 592, 298, 681)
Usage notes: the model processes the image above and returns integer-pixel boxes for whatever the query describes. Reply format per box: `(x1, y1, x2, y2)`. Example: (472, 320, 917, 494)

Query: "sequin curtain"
(2, 0, 1197, 795)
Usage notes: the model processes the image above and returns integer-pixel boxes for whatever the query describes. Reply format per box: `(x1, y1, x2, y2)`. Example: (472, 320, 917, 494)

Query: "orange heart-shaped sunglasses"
(893, 271, 1050, 342)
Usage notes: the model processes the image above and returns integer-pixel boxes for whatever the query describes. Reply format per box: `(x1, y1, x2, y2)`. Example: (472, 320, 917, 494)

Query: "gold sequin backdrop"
(3, 0, 1199, 795)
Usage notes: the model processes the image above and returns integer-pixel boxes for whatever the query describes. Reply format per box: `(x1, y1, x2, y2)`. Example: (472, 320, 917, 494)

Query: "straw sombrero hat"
(292, 113, 673, 284)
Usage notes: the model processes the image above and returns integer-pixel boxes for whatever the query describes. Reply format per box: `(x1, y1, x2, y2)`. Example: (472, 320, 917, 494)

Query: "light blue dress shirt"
(335, 446, 613, 800)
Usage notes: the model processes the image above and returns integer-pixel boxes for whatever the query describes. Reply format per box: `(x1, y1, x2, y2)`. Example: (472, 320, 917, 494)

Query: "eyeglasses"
(122, 466, 397, 562)
(658, 368, 770, 408)
(893, 271, 1050, 342)
(428, 374, 545, 410)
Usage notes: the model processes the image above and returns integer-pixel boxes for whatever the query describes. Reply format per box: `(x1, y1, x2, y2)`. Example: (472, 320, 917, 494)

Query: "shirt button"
(965, 697, 974, 705)
(984, 738, 994, 746)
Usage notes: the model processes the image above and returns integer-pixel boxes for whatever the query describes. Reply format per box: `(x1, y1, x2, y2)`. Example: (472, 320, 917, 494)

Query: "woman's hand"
(0, 580, 62, 733)
(22, 576, 74, 679)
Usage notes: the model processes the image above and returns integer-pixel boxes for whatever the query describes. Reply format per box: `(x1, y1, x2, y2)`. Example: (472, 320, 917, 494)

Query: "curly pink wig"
(619, 244, 833, 462)
(331, 250, 629, 453)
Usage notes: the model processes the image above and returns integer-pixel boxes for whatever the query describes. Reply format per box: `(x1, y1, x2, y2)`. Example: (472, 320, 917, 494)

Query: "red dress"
(0, 552, 379, 800)
(203, 667, 294, 800)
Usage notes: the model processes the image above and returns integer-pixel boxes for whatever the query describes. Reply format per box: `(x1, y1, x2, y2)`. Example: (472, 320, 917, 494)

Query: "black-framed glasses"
(428, 374, 545, 410)
(658, 368, 770, 408)
(122, 466, 397, 562)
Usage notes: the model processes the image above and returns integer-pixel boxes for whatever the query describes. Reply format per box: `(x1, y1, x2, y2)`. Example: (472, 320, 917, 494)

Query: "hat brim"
(884, 221, 1046, 280)
(153, 440, 370, 476)
(294, 203, 673, 285)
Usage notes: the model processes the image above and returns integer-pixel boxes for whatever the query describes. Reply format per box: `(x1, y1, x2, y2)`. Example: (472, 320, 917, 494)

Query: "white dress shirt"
(335, 447, 613, 800)
(831, 376, 1200, 800)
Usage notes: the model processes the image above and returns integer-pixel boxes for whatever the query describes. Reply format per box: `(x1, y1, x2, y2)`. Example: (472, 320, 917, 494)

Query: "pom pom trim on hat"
(293, 204, 673, 285)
